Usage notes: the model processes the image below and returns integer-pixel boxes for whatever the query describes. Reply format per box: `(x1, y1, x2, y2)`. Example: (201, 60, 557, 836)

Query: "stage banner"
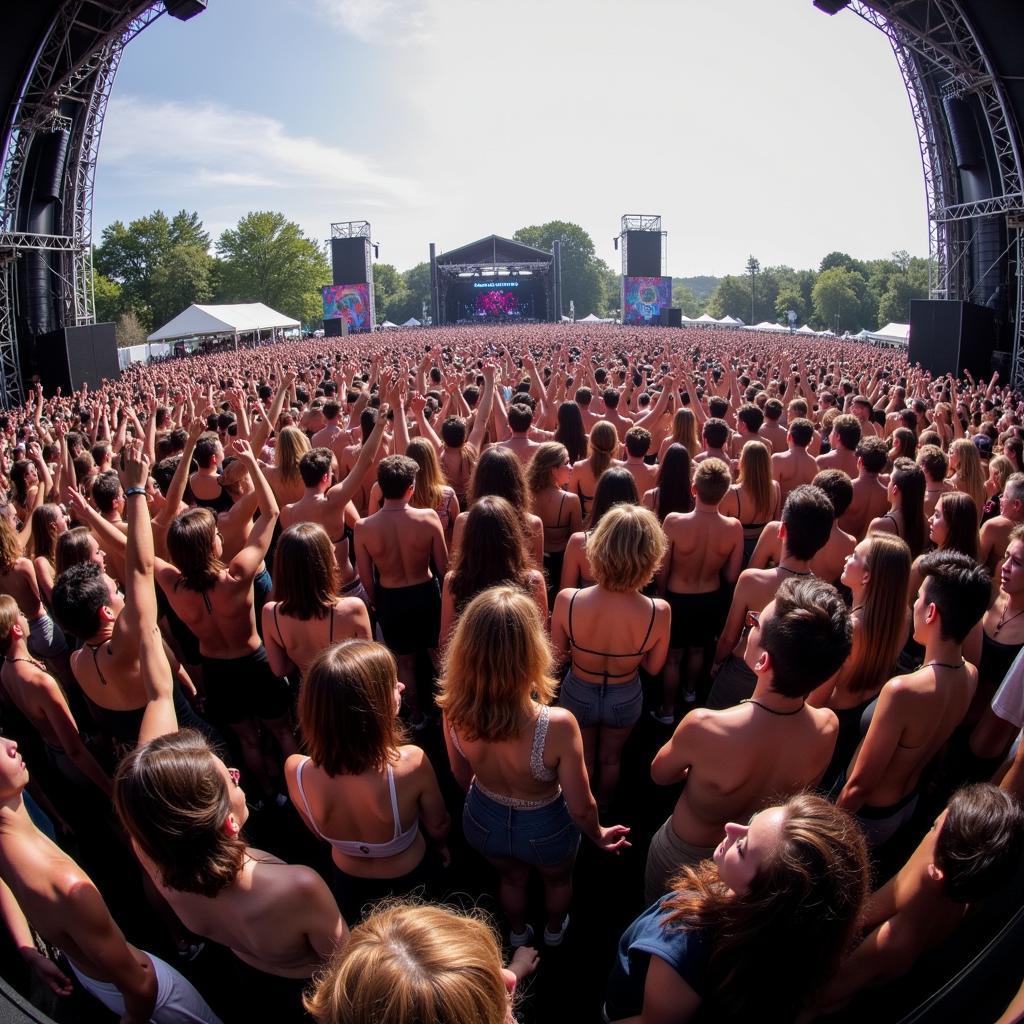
(623, 276, 672, 324)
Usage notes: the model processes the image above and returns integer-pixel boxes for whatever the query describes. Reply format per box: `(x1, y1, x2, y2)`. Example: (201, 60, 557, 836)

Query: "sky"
(93, 0, 929, 278)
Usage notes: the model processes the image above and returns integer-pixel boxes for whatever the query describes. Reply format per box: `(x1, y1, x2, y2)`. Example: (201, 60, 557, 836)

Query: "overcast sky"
(93, 0, 929, 277)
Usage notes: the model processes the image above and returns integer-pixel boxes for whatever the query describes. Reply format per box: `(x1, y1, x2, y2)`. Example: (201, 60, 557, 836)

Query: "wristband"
(124, 486, 147, 498)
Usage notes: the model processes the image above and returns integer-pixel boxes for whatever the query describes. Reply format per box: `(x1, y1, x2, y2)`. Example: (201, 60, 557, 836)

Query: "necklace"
(779, 566, 812, 577)
(921, 659, 966, 670)
(742, 698, 805, 716)
(851, 604, 864, 613)
(994, 604, 1024, 636)
(4, 656, 46, 671)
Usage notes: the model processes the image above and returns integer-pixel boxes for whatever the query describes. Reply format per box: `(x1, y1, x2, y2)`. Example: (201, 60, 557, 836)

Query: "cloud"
(312, 0, 432, 44)
(100, 95, 422, 209)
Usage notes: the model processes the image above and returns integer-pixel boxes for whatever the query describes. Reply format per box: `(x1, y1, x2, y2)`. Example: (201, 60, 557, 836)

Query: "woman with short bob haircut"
(263, 523, 371, 680)
(604, 794, 869, 1024)
(439, 586, 629, 947)
(560, 467, 638, 590)
(305, 903, 539, 1024)
(552, 505, 671, 806)
(286, 639, 450, 922)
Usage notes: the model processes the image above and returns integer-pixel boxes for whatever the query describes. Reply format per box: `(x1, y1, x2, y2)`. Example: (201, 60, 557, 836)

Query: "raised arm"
(226, 439, 279, 582)
(466, 363, 496, 452)
(326, 403, 389, 510)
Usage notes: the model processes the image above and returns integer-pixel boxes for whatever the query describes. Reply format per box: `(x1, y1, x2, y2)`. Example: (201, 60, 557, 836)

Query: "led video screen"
(322, 283, 371, 332)
(623, 276, 672, 324)
(474, 285, 520, 318)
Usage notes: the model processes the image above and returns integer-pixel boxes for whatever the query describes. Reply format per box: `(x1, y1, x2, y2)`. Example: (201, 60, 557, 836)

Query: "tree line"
(93, 209, 929, 343)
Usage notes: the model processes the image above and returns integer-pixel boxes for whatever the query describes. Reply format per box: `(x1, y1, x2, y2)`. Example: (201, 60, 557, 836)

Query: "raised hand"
(119, 439, 149, 491)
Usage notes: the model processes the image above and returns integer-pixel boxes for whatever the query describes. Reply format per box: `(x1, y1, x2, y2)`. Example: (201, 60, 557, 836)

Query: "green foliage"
(150, 244, 215, 328)
(92, 270, 123, 324)
(671, 281, 700, 317)
(674, 276, 720, 301)
(370, 263, 405, 323)
(115, 309, 148, 349)
(513, 221, 605, 319)
(812, 266, 862, 333)
(216, 211, 331, 326)
(381, 262, 431, 324)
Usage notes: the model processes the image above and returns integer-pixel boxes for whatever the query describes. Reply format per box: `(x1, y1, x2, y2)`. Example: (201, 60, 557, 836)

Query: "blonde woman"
(527, 442, 582, 605)
(719, 440, 781, 566)
(810, 533, 912, 792)
(984, 454, 1015, 522)
(949, 437, 987, 516)
(570, 421, 620, 521)
(261, 425, 310, 507)
(551, 505, 671, 806)
(439, 586, 629, 947)
(304, 903, 539, 1024)
(657, 406, 700, 462)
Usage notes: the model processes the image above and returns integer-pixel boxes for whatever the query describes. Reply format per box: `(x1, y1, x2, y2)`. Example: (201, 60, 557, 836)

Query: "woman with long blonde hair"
(261, 425, 311, 507)
(812, 532, 912, 792)
(439, 586, 629, 947)
(570, 420, 620, 520)
(719, 440, 780, 566)
(657, 406, 699, 462)
(527, 442, 582, 605)
(28, 503, 68, 607)
(949, 437, 987, 515)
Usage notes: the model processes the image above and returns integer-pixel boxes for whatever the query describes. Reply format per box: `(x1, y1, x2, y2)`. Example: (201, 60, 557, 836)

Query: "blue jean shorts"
(558, 669, 643, 729)
(463, 784, 581, 867)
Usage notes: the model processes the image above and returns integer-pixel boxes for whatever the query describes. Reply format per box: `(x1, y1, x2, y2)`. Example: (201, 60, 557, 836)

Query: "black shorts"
(666, 588, 726, 649)
(200, 645, 292, 725)
(375, 578, 441, 655)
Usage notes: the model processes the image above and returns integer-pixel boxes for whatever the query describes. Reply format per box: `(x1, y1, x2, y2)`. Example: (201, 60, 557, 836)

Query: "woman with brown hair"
(657, 406, 700, 462)
(262, 523, 371, 680)
(642, 443, 693, 523)
(869, 457, 928, 557)
(27, 503, 68, 607)
(604, 794, 868, 1023)
(554, 400, 588, 465)
(305, 903, 539, 1024)
(949, 437, 987, 515)
(439, 586, 629, 947)
(284, 639, 450, 922)
(527, 442, 582, 605)
(570, 420, 620, 520)
(719, 440, 780, 565)
(439, 496, 547, 647)
(551, 504, 671, 806)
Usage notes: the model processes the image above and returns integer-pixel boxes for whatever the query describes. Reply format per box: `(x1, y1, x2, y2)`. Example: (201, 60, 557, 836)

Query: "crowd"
(0, 322, 1023, 1023)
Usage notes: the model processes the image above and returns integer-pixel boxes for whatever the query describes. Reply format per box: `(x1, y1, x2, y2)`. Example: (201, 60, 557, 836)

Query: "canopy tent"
(147, 303, 299, 343)
(693, 313, 719, 324)
(718, 315, 744, 325)
(379, 320, 399, 329)
(797, 324, 817, 334)
(866, 321, 910, 346)
(747, 320, 789, 332)
(401, 317, 421, 327)
(579, 313, 614, 323)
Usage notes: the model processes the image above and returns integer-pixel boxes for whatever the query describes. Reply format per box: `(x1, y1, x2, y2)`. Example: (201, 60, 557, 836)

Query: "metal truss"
(330, 221, 372, 239)
(435, 262, 552, 275)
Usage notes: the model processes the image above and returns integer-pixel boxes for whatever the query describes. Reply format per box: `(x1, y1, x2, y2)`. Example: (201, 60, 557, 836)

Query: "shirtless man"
(818, 784, 1024, 1013)
(621, 427, 658, 496)
(311, 399, 345, 450)
(851, 394, 882, 437)
(918, 444, 953, 520)
(644, 577, 848, 902)
(497, 402, 543, 466)
(601, 387, 634, 438)
(841, 436, 891, 539)
(758, 397, 788, 453)
(816, 413, 861, 478)
(693, 418, 732, 467)
(839, 550, 990, 847)
(356, 453, 448, 724)
(332, 406, 390, 516)
(708, 484, 834, 710)
(730, 404, 764, 459)
(575, 386, 603, 433)
(655, 459, 743, 720)
(770, 418, 818, 503)
(979, 472, 1024, 576)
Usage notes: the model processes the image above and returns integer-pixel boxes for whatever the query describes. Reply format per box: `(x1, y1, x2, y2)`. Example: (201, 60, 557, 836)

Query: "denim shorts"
(558, 669, 643, 729)
(463, 783, 581, 867)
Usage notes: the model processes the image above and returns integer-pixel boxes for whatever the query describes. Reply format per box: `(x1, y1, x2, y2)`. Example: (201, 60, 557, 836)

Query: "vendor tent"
(380, 320, 399, 329)
(693, 313, 719, 324)
(401, 317, 421, 327)
(147, 303, 299, 342)
(718, 315, 743, 326)
(866, 322, 910, 346)
(749, 321, 788, 332)
(797, 324, 817, 334)
(579, 313, 613, 323)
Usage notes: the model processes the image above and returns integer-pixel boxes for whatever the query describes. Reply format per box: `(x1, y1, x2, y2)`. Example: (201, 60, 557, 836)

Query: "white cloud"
(312, 0, 432, 44)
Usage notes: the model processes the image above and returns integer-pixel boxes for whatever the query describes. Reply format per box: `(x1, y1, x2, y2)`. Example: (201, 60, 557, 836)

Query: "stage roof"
(435, 234, 553, 266)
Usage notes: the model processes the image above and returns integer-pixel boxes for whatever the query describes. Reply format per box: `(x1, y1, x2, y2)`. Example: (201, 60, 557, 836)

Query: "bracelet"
(124, 486, 147, 497)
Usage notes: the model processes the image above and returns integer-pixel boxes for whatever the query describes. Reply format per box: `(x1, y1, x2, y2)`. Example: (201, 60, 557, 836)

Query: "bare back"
(664, 510, 743, 593)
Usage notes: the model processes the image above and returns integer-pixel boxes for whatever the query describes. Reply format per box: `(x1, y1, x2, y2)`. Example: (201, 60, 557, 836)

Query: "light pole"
(746, 255, 760, 324)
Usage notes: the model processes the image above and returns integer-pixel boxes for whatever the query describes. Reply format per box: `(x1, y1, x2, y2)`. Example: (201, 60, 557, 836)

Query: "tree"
(216, 211, 330, 326)
(600, 262, 620, 318)
(92, 269, 123, 324)
(169, 209, 210, 251)
(745, 256, 761, 326)
(114, 309, 148, 349)
(812, 266, 862, 333)
(149, 244, 214, 328)
(370, 263, 406, 324)
(513, 222, 605, 320)
(672, 281, 700, 317)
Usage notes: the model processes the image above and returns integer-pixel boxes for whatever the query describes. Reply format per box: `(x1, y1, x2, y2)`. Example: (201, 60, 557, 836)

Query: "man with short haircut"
(189, 433, 232, 513)
(817, 413, 862, 477)
(808, 470, 857, 585)
(498, 403, 543, 466)
(851, 394, 881, 437)
(979, 472, 1024, 575)
(842, 435, 893, 539)
(839, 550, 990, 847)
(655, 459, 743, 720)
(732, 403, 764, 457)
(693, 417, 732, 466)
(575, 386, 602, 432)
(601, 387, 634, 436)
(645, 576, 848, 901)
(759, 397, 788, 453)
(771, 417, 819, 502)
(311, 399, 344, 450)
(622, 427, 657, 494)
(356, 454, 448, 725)
(820, 784, 1024, 1011)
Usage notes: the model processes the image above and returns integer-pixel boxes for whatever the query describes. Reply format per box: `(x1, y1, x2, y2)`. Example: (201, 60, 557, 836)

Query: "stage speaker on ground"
(35, 323, 118, 393)
(908, 300, 996, 379)
(324, 318, 348, 338)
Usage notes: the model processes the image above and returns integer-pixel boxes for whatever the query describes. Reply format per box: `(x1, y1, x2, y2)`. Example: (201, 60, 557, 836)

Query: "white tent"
(579, 313, 614, 323)
(718, 315, 743, 326)
(796, 324, 817, 334)
(379, 320, 399, 329)
(147, 303, 299, 342)
(693, 313, 719, 323)
(866, 321, 910, 346)
(560, 315, 574, 323)
(401, 317, 421, 327)
(748, 321, 789, 332)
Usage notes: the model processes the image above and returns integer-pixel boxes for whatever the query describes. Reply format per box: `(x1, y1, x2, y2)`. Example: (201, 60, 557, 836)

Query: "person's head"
(406, 437, 446, 511)
(1000, 472, 1024, 522)
(54, 525, 104, 576)
(917, 443, 948, 484)
(587, 465, 638, 528)
(299, 448, 333, 489)
(831, 414, 862, 453)
(51, 561, 123, 640)
(271, 523, 339, 620)
(438, 585, 555, 742)
(506, 403, 533, 435)
(851, 436, 886, 477)
(763, 397, 783, 424)
(28, 503, 67, 563)
(670, 407, 700, 456)
(931, 784, 1024, 903)
(890, 426, 917, 463)
(702, 417, 730, 451)
(0, 735, 30, 802)
(91, 471, 124, 517)
(999, 523, 1024, 598)
(299, 640, 404, 776)
(0, 595, 28, 656)
(851, 395, 873, 422)
(737, 403, 764, 435)
(655, 444, 693, 521)
(889, 458, 928, 555)
(305, 903, 515, 1024)
(779, 485, 834, 561)
(377, 454, 418, 501)
(114, 730, 247, 897)
(588, 421, 619, 477)
(929, 492, 979, 558)
(469, 446, 528, 510)
(588, 504, 666, 593)
(275, 425, 311, 482)
(624, 426, 651, 459)
(526, 443, 571, 496)
(914, 549, 991, 645)
(574, 386, 592, 408)
(694, 457, 732, 507)
(987, 454, 1014, 498)
(784, 417, 812, 449)
(708, 395, 729, 419)
(744, 577, 852, 697)
(554, 401, 587, 463)
(194, 433, 222, 470)
(449, 496, 531, 610)
(440, 416, 468, 450)
(602, 387, 620, 410)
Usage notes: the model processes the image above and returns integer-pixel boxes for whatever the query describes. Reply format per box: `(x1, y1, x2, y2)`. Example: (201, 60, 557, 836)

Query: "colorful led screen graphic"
(322, 283, 371, 331)
(474, 288, 520, 318)
(622, 276, 672, 325)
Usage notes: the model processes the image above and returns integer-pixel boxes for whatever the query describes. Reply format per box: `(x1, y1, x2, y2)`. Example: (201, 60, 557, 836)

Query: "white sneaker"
(543, 914, 570, 946)
(509, 924, 534, 948)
